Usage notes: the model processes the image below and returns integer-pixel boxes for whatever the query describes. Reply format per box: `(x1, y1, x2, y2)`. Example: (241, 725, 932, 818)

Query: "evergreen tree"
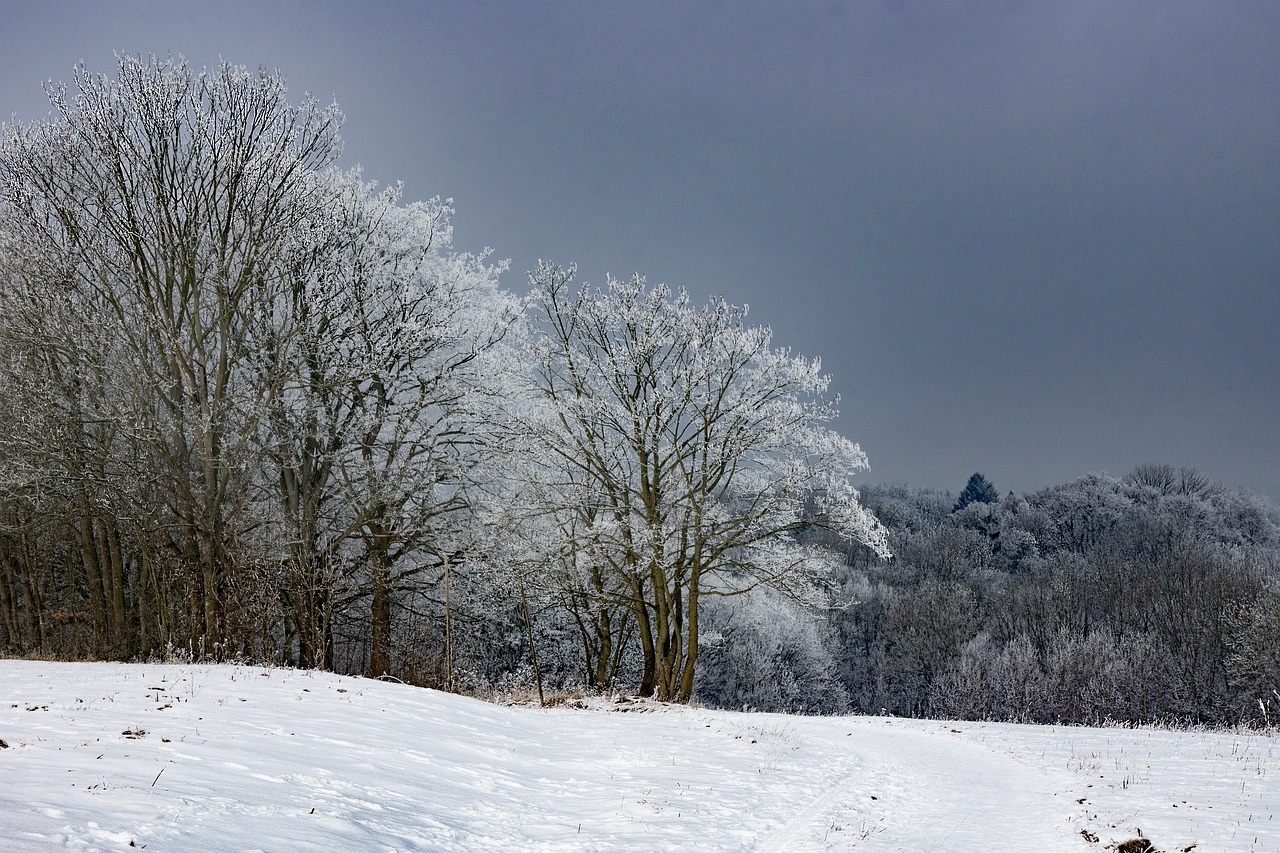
(954, 472, 999, 511)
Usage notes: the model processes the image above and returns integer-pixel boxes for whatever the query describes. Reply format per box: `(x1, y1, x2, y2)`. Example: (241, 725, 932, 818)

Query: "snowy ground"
(1, 662, 1276, 852)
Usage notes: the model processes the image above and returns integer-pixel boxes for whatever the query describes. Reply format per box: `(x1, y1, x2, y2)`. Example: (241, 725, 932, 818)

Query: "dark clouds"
(3, 0, 1277, 499)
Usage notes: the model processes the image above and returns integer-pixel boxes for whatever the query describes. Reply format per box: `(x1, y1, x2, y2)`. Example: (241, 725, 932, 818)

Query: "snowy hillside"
(1, 662, 1276, 852)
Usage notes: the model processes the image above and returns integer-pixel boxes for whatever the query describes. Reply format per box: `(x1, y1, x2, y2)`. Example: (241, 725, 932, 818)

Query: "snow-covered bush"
(694, 589, 848, 714)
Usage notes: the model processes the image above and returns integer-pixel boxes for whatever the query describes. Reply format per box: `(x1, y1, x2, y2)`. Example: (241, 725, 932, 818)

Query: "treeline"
(0, 58, 518, 676)
(690, 467, 1280, 725)
(0, 57, 887, 703)
(3, 58, 1276, 725)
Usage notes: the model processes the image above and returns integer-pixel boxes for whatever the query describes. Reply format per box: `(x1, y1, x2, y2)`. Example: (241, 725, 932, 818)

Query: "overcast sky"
(4, 1, 1277, 501)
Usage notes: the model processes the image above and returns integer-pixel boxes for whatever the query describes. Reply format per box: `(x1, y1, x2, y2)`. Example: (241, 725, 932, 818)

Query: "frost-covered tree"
(1228, 587, 1280, 720)
(518, 263, 888, 702)
(837, 472, 1278, 724)
(695, 588, 849, 713)
(0, 56, 518, 675)
(315, 182, 514, 677)
(0, 55, 341, 654)
(249, 167, 518, 675)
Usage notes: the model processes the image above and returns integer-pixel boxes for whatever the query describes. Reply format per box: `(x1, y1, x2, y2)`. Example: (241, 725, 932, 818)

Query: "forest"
(1, 57, 1277, 725)
(705, 467, 1280, 725)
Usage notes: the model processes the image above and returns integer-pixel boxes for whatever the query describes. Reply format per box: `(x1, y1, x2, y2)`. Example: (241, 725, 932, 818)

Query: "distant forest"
(2, 57, 1277, 726)
(704, 466, 1280, 726)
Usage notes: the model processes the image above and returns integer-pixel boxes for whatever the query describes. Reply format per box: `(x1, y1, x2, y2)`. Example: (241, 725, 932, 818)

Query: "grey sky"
(4, 1, 1277, 501)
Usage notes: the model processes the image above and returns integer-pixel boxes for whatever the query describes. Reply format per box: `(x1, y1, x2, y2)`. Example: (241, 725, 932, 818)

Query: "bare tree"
(520, 263, 888, 702)
(0, 55, 341, 655)
(264, 172, 517, 676)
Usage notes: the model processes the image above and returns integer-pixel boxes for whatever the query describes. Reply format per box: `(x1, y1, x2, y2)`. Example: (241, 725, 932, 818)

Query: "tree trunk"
(677, 570, 701, 704)
(97, 516, 128, 656)
(75, 498, 107, 655)
(0, 549, 19, 653)
(593, 605, 613, 688)
(369, 542, 392, 677)
(632, 575, 657, 698)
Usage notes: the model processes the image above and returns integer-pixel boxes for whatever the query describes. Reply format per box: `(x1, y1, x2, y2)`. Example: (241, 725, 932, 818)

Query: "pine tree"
(954, 472, 999, 511)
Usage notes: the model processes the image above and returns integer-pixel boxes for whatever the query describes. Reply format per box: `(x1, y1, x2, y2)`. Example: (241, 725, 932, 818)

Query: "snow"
(1, 662, 1276, 852)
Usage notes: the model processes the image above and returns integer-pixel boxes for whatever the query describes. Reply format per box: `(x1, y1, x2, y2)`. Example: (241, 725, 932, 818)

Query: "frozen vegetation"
(4, 57, 1279, 732)
(2, 661, 1277, 852)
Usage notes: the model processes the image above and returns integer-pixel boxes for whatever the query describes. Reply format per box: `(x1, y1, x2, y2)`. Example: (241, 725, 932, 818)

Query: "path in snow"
(748, 717, 1090, 851)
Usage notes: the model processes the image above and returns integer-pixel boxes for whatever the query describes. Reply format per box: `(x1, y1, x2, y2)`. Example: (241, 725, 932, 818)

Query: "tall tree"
(264, 172, 517, 676)
(520, 263, 888, 702)
(0, 55, 341, 655)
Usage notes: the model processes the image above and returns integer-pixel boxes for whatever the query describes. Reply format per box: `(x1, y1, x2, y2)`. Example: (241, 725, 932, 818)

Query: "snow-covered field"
(1, 661, 1276, 852)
